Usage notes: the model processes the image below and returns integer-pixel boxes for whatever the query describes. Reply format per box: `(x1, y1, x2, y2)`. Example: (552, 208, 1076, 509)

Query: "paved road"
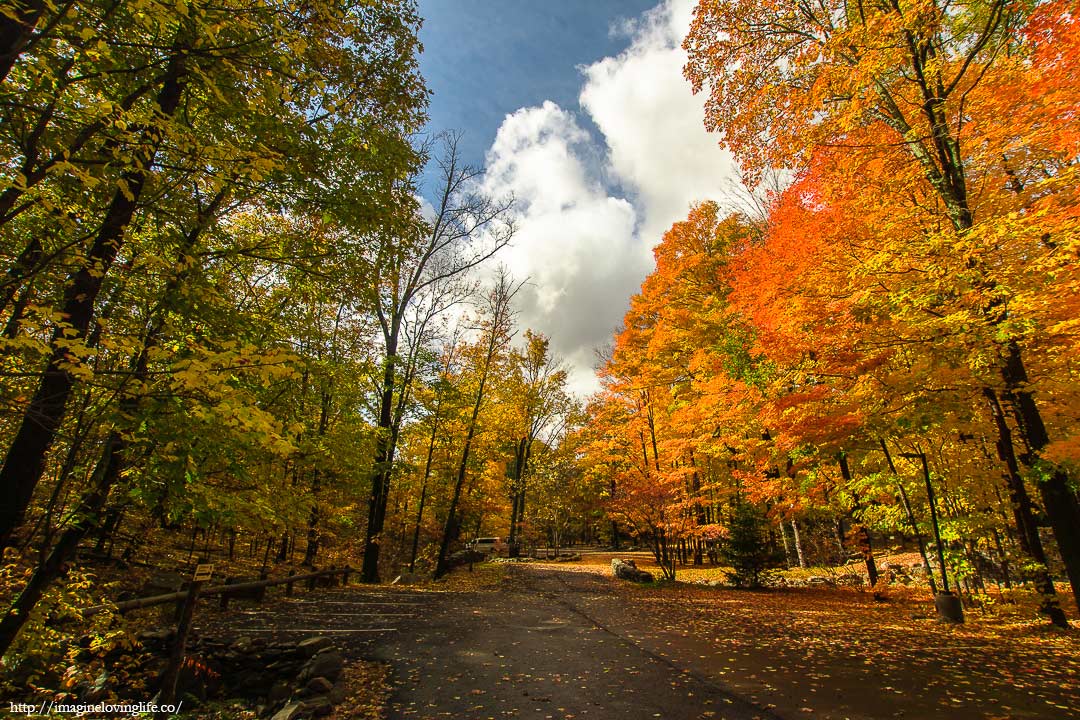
(198, 564, 768, 718)
(369, 565, 769, 720)
(201, 561, 1079, 720)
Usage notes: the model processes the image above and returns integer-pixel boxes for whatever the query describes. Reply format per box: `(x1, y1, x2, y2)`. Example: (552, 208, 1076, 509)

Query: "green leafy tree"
(0, 0, 427, 658)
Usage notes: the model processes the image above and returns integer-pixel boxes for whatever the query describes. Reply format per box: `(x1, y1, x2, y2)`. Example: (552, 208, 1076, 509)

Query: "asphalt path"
(201, 558, 1079, 720)
(369, 564, 771, 720)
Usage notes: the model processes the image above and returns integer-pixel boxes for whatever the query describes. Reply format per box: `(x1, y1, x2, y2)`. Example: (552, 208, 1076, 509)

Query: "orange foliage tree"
(684, 0, 1080, 615)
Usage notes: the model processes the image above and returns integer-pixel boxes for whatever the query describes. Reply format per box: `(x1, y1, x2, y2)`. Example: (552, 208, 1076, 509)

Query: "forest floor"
(203, 551, 1079, 720)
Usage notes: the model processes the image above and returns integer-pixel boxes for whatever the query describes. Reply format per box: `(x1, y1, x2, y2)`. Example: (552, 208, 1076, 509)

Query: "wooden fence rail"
(82, 566, 352, 618)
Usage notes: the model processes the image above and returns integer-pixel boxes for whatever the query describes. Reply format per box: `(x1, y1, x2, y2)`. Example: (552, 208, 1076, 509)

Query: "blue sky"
(413, 1, 744, 395)
(417, 0, 658, 174)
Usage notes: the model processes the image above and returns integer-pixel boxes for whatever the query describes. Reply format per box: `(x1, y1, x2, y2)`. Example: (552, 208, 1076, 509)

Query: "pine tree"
(721, 500, 782, 588)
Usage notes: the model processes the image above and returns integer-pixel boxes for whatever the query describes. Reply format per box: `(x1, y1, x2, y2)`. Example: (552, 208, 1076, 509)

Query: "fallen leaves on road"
(569, 553, 1080, 719)
(327, 660, 391, 720)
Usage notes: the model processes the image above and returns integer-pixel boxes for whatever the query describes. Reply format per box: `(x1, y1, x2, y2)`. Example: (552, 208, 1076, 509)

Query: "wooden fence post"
(220, 577, 234, 609)
(157, 563, 211, 719)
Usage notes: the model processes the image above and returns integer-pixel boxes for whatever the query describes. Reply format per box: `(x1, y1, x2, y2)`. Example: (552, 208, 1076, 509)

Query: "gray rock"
(327, 682, 347, 705)
(143, 572, 184, 594)
(302, 677, 334, 697)
(270, 701, 305, 720)
(611, 558, 653, 582)
(137, 628, 174, 649)
(230, 636, 256, 654)
(299, 651, 344, 683)
(232, 669, 276, 698)
(297, 636, 334, 658)
(265, 658, 301, 673)
(302, 699, 334, 717)
(267, 680, 291, 706)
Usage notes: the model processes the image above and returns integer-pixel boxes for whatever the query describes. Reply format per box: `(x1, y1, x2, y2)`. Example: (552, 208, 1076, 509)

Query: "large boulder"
(302, 676, 334, 697)
(611, 558, 654, 583)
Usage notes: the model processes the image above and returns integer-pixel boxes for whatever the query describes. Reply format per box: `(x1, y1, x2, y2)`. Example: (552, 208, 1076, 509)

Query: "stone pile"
(138, 630, 347, 718)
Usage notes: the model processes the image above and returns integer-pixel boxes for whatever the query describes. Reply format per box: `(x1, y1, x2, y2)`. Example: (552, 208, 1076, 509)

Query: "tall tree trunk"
(0, 413, 125, 656)
(408, 481, 428, 574)
(277, 530, 289, 563)
(991, 530, 1011, 589)
(507, 436, 527, 555)
(791, 518, 807, 569)
(361, 327, 399, 583)
(304, 388, 332, 567)
(433, 278, 515, 578)
(880, 439, 938, 594)
(779, 520, 794, 568)
(858, 526, 878, 587)
(0, 0, 46, 84)
(515, 487, 526, 545)
(838, 454, 878, 586)
(982, 389, 1068, 626)
(999, 342, 1080, 614)
(434, 370, 490, 579)
(610, 475, 620, 550)
(690, 452, 705, 565)
(408, 411, 443, 573)
(0, 44, 188, 547)
(2, 245, 41, 333)
(914, 450, 957, 600)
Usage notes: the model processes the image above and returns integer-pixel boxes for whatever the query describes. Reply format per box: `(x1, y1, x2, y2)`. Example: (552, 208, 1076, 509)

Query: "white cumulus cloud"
(580, 0, 742, 251)
(482, 0, 744, 397)
(483, 102, 642, 397)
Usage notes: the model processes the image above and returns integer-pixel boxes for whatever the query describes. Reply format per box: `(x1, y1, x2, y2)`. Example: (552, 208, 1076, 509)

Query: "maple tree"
(584, 201, 770, 580)
(681, 0, 1080, 615)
